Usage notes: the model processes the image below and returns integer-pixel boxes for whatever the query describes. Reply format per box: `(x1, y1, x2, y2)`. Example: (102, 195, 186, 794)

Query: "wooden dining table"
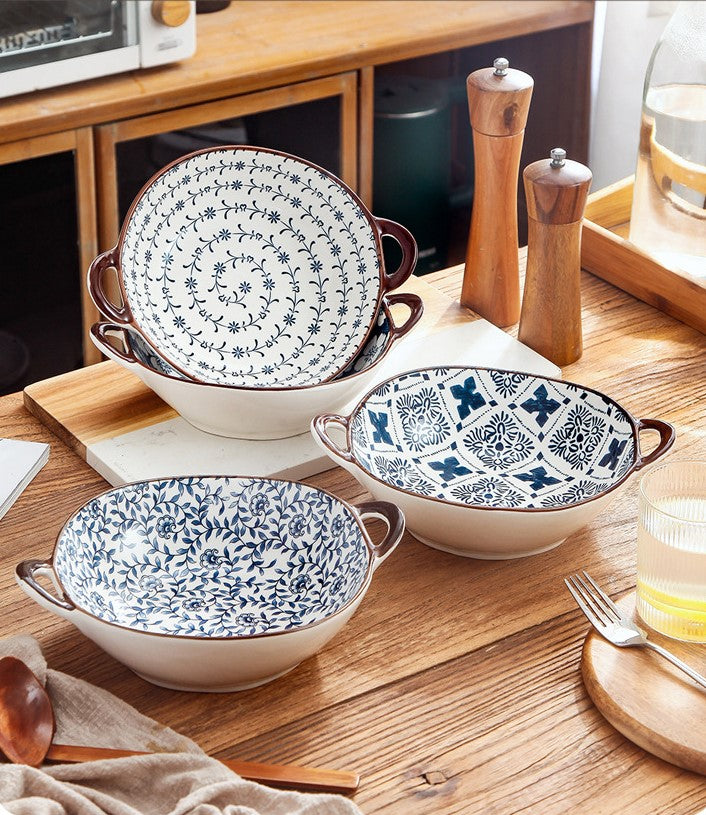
(1, 257, 705, 813)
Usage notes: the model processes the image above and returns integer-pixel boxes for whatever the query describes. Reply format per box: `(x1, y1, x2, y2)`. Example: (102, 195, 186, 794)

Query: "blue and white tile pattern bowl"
(87, 145, 417, 389)
(90, 293, 423, 439)
(16, 476, 404, 691)
(312, 367, 675, 559)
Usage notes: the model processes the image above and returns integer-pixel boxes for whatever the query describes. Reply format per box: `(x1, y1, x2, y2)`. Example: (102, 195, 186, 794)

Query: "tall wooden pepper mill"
(461, 57, 533, 327)
(518, 148, 592, 366)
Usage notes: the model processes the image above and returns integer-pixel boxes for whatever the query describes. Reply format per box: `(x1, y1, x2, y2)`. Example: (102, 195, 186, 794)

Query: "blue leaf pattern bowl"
(312, 367, 675, 559)
(89, 292, 423, 439)
(87, 145, 417, 388)
(16, 476, 404, 691)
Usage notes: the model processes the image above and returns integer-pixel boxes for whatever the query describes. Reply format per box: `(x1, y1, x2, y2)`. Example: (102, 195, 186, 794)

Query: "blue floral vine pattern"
(120, 148, 381, 387)
(349, 368, 636, 509)
(54, 477, 369, 637)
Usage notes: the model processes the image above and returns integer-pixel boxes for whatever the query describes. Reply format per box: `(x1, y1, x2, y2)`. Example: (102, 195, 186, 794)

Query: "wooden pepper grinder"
(518, 148, 592, 366)
(461, 57, 533, 327)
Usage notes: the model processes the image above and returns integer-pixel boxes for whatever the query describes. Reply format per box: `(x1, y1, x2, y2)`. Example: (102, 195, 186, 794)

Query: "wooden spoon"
(45, 743, 358, 793)
(0, 656, 55, 767)
(0, 656, 359, 794)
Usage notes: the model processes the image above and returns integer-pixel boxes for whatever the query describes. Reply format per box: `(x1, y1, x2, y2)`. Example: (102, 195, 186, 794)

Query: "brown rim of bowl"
(342, 364, 660, 514)
(92, 291, 421, 392)
(109, 144, 410, 387)
(37, 474, 397, 641)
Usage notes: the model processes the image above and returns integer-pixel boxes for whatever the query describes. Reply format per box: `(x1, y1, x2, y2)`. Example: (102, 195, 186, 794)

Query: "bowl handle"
(310, 414, 353, 463)
(353, 501, 405, 567)
(16, 560, 75, 617)
(375, 217, 418, 291)
(90, 323, 138, 366)
(383, 292, 424, 340)
(87, 248, 133, 324)
(634, 418, 676, 470)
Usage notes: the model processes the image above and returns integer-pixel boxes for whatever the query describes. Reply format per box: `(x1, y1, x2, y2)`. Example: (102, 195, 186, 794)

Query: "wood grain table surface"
(1, 258, 705, 813)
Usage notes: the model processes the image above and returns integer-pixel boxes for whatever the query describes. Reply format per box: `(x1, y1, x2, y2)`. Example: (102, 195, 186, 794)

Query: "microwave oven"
(0, 1, 196, 99)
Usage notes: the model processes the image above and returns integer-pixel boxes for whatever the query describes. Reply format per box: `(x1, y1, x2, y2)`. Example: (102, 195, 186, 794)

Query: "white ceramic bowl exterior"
(312, 367, 675, 559)
(88, 146, 417, 388)
(16, 476, 404, 691)
(90, 293, 422, 440)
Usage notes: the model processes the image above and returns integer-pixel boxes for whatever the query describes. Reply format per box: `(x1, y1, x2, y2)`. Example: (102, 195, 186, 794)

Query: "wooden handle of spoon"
(46, 743, 359, 794)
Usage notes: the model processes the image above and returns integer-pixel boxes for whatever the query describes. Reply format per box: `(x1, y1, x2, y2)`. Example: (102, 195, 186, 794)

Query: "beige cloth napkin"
(0, 636, 362, 815)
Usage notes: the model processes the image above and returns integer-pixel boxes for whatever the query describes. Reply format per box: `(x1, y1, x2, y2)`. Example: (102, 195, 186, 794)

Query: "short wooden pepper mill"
(461, 57, 534, 327)
(518, 148, 593, 366)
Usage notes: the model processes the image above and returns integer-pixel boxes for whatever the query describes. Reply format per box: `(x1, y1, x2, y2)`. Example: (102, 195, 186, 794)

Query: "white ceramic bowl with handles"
(90, 293, 422, 439)
(87, 145, 418, 388)
(312, 366, 675, 559)
(16, 476, 404, 692)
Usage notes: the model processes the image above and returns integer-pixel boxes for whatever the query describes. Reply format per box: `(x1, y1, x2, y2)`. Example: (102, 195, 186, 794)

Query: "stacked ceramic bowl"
(88, 145, 422, 439)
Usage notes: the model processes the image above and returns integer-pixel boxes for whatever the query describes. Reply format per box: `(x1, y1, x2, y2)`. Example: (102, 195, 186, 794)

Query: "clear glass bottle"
(629, 1, 706, 279)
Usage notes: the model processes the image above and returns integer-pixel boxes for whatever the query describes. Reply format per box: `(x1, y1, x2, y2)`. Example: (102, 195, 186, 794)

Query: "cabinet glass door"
(0, 152, 83, 394)
(0, 129, 97, 395)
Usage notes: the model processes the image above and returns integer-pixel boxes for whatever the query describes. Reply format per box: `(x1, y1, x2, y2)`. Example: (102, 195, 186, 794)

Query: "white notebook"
(0, 438, 49, 521)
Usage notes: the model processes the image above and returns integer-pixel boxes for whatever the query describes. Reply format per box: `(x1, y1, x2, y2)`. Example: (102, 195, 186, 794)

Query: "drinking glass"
(636, 460, 706, 642)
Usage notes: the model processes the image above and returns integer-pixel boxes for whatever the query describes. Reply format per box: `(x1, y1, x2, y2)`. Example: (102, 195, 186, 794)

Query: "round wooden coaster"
(581, 591, 706, 775)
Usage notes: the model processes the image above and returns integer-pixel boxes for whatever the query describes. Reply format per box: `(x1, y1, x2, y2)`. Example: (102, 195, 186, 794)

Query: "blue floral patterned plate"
(16, 477, 404, 690)
(53, 477, 400, 636)
(88, 146, 417, 388)
(348, 367, 644, 509)
(313, 367, 675, 558)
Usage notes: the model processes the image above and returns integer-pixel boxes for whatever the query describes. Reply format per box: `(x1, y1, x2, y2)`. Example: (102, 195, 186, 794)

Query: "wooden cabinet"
(0, 1, 594, 390)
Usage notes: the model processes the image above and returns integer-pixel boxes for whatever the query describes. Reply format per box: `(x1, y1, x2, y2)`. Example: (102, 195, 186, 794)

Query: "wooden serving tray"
(581, 176, 706, 335)
(581, 592, 706, 775)
(23, 275, 559, 486)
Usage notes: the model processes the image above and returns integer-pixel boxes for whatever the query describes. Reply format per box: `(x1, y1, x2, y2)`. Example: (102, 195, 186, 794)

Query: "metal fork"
(565, 571, 706, 690)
